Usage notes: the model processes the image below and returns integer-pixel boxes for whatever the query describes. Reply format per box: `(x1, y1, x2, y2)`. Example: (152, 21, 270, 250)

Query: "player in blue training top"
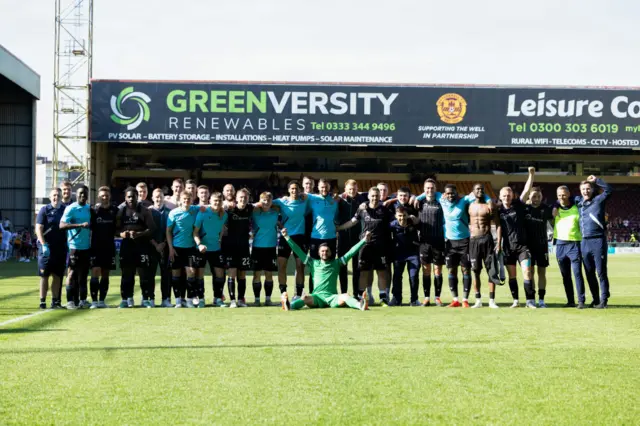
(60, 185, 92, 310)
(305, 178, 340, 294)
(251, 192, 280, 306)
(167, 191, 203, 308)
(194, 192, 228, 308)
(271, 180, 310, 299)
(415, 185, 491, 307)
(35, 187, 67, 309)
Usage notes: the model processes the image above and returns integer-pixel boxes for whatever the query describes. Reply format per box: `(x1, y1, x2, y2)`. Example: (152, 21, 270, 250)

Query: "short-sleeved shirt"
(226, 205, 254, 247)
(195, 208, 227, 252)
(498, 198, 528, 251)
(167, 205, 200, 248)
(252, 208, 279, 248)
(417, 198, 445, 244)
(390, 220, 420, 259)
(525, 203, 552, 247)
(308, 194, 339, 240)
(91, 205, 118, 248)
(36, 203, 66, 247)
(61, 202, 92, 250)
(272, 197, 309, 236)
(149, 205, 171, 244)
(355, 204, 391, 245)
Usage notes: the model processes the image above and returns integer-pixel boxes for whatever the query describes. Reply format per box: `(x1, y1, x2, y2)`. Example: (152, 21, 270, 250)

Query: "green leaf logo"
(110, 87, 151, 130)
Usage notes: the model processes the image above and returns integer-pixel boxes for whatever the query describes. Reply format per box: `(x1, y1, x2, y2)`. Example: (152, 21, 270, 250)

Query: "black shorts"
(278, 234, 308, 259)
(504, 244, 531, 266)
(252, 247, 278, 271)
(358, 243, 388, 271)
(469, 235, 495, 272)
(68, 248, 91, 271)
(529, 244, 549, 268)
(200, 250, 225, 271)
(90, 245, 116, 270)
(170, 246, 198, 270)
(309, 238, 337, 261)
(38, 246, 67, 278)
(419, 241, 445, 265)
(119, 239, 151, 269)
(226, 245, 251, 270)
(445, 238, 471, 269)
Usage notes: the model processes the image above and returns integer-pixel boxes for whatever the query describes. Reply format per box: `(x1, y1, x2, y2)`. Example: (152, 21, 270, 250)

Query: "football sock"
(264, 280, 274, 297)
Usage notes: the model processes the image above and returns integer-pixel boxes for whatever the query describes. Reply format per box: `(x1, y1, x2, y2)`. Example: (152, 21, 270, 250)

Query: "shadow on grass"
(0, 328, 68, 334)
(0, 289, 40, 303)
(0, 339, 488, 355)
(543, 303, 639, 309)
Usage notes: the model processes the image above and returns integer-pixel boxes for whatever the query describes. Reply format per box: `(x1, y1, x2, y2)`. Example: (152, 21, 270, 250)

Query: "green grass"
(0, 257, 639, 425)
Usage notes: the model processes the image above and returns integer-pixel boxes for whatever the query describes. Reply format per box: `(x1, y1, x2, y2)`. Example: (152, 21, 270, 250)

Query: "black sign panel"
(90, 80, 640, 149)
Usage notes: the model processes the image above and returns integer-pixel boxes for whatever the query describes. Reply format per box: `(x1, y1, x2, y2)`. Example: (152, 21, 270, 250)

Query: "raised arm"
(282, 228, 308, 263)
(340, 234, 369, 264)
(520, 167, 535, 202)
(589, 175, 612, 202)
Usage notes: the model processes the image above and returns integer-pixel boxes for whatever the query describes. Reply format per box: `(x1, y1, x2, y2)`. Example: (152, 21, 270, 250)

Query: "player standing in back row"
(89, 187, 118, 308)
(116, 188, 156, 308)
(497, 167, 535, 309)
(59, 186, 92, 309)
(524, 187, 554, 308)
(35, 187, 67, 309)
(273, 181, 310, 299)
(251, 192, 280, 306)
(225, 188, 254, 308)
(338, 187, 394, 305)
(468, 183, 502, 308)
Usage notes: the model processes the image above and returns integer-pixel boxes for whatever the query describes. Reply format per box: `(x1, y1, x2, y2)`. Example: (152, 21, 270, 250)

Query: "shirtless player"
(468, 183, 502, 308)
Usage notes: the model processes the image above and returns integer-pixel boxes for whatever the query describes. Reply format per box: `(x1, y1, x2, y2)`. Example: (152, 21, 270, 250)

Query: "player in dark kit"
(116, 187, 156, 308)
(497, 167, 535, 309)
(389, 206, 421, 306)
(415, 179, 445, 306)
(225, 188, 254, 308)
(60, 186, 92, 309)
(337, 179, 367, 295)
(524, 187, 554, 308)
(35, 187, 67, 309)
(338, 187, 395, 306)
(89, 186, 118, 309)
(149, 188, 173, 307)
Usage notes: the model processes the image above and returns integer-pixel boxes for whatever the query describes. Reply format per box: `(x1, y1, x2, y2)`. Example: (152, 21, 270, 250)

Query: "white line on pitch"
(0, 309, 52, 327)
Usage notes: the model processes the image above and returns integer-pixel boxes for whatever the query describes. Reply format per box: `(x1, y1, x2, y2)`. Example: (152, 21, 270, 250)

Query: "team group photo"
(33, 168, 612, 314)
(1, 0, 639, 424)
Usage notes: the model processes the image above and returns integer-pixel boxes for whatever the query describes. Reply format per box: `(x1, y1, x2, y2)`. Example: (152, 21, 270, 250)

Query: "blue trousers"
(581, 237, 609, 304)
(556, 242, 586, 304)
(393, 255, 420, 303)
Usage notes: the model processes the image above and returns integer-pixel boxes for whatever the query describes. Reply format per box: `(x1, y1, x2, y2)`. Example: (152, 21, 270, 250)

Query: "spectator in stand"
(623, 219, 629, 228)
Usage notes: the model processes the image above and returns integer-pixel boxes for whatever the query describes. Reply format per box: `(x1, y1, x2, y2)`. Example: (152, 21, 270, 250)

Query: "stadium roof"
(0, 44, 40, 99)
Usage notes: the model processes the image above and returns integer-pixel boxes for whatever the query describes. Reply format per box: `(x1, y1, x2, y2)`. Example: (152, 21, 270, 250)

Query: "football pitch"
(0, 257, 639, 425)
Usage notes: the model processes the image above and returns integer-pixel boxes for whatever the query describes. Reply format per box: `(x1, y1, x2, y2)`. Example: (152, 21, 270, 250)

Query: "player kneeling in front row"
(280, 228, 371, 311)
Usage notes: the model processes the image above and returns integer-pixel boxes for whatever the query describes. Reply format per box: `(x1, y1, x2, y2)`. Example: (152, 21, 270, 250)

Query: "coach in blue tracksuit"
(576, 176, 612, 308)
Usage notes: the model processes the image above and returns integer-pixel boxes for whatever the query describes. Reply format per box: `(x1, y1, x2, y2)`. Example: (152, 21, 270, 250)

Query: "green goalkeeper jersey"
(285, 236, 366, 295)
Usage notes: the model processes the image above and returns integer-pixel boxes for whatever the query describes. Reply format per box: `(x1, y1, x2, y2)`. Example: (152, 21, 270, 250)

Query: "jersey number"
(140, 254, 150, 264)
(242, 257, 251, 266)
